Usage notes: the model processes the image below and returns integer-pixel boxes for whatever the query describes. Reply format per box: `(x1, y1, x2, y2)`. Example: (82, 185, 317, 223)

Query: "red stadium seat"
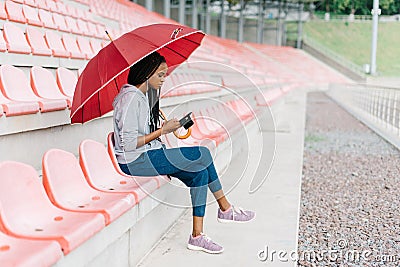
(79, 139, 161, 202)
(44, 31, 70, 58)
(56, 67, 77, 98)
(77, 36, 94, 59)
(0, 230, 62, 267)
(26, 27, 52, 56)
(22, 4, 43, 26)
(38, 9, 57, 29)
(30, 66, 70, 108)
(0, 65, 67, 112)
(42, 149, 136, 225)
(5, 0, 26, 23)
(3, 23, 31, 54)
(0, 161, 105, 254)
(62, 34, 85, 59)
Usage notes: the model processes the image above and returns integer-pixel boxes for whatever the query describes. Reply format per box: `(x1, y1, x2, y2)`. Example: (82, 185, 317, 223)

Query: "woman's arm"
(136, 119, 181, 148)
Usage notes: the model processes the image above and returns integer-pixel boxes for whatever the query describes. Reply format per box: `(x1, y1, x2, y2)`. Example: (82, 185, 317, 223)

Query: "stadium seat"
(89, 38, 102, 54)
(35, 0, 49, 10)
(76, 37, 94, 59)
(22, 4, 43, 26)
(65, 16, 81, 35)
(55, 2, 68, 15)
(79, 139, 161, 202)
(0, 161, 105, 254)
(56, 67, 77, 98)
(255, 88, 283, 107)
(62, 34, 85, 59)
(26, 27, 52, 56)
(0, 2, 7, 20)
(0, 65, 67, 112)
(5, 0, 26, 23)
(0, 230, 63, 267)
(0, 31, 6, 52)
(52, 13, 69, 32)
(42, 149, 136, 225)
(44, 31, 70, 58)
(3, 23, 32, 54)
(77, 19, 90, 36)
(0, 89, 39, 116)
(46, 0, 58, 13)
(30, 66, 70, 108)
(87, 21, 102, 38)
(24, 0, 37, 7)
(38, 9, 57, 29)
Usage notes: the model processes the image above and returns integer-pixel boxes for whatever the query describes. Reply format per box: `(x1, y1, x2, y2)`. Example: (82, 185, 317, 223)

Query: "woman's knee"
(198, 146, 212, 162)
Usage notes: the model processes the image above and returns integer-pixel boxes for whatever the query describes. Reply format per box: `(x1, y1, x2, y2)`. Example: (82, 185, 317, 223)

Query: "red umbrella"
(70, 24, 205, 124)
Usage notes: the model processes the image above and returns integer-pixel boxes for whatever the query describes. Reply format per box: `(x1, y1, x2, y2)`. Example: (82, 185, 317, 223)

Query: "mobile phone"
(179, 112, 194, 129)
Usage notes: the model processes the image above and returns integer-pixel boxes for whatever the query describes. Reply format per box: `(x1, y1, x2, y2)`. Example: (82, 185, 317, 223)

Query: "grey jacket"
(112, 84, 162, 164)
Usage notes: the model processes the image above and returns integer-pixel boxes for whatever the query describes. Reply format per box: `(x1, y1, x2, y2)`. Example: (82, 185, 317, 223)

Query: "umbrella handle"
(159, 109, 191, 140)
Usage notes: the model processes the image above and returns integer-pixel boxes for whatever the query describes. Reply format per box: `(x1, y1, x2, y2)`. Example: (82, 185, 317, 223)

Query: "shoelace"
(200, 233, 217, 245)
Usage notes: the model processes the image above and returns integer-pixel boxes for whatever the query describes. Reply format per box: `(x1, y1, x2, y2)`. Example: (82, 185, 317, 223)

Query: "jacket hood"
(112, 84, 144, 108)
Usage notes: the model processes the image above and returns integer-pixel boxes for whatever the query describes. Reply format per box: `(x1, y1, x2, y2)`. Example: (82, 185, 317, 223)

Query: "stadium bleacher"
(0, 0, 349, 265)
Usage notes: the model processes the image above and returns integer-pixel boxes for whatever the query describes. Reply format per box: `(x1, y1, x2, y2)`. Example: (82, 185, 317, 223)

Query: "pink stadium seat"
(44, 31, 70, 58)
(24, 0, 37, 7)
(11, 0, 24, 3)
(0, 65, 67, 112)
(77, 37, 94, 59)
(65, 4, 78, 18)
(52, 13, 69, 32)
(30, 66, 69, 108)
(42, 149, 136, 225)
(46, 0, 58, 13)
(56, 67, 77, 98)
(0, 230, 62, 267)
(38, 9, 57, 29)
(26, 27, 52, 56)
(0, 31, 6, 52)
(255, 88, 283, 106)
(62, 34, 85, 59)
(22, 4, 43, 26)
(5, 0, 26, 23)
(55, 2, 68, 15)
(79, 139, 161, 202)
(77, 19, 90, 36)
(87, 21, 102, 38)
(36, 0, 49, 10)
(89, 38, 102, 54)
(65, 16, 81, 34)
(3, 23, 31, 54)
(0, 2, 7, 20)
(0, 161, 105, 254)
(0, 89, 39, 116)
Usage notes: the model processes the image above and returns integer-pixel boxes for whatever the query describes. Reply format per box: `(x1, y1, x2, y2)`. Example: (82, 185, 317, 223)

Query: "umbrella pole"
(105, 30, 113, 41)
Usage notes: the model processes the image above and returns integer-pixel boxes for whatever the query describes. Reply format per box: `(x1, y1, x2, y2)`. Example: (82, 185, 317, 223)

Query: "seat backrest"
(0, 65, 38, 102)
(30, 66, 66, 100)
(106, 132, 125, 175)
(79, 139, 121, 184)
(52, 13, 68, 30)
(56, 67, 77, 97)
(76, 37, 93, 56)
(3, 23, 31, 53)
(38, 9, 55, 27)
(5, 0, 26, 23)
(42, 149, 92, 205)
(44, 31, 67, 53)
(0, 30, 6, 52)
(22, 4, 41, 24)
(89, 38, 102, 54)
(26, 27, 51, 54)
(0, 161, 56, 229)
(0, 2, 8, 20)
(62, 34, 81, 54)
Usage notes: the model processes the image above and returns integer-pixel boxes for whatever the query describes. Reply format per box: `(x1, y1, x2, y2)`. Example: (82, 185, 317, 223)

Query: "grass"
(305, 134, 326, 143)
(302, 21, 400, 77)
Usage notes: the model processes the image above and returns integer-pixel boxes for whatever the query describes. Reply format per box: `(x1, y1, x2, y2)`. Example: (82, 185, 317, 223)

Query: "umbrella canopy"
(70, 24, 205, 124)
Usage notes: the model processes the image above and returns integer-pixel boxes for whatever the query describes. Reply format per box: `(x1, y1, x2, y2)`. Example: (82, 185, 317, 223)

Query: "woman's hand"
(161, 119, 181, 135)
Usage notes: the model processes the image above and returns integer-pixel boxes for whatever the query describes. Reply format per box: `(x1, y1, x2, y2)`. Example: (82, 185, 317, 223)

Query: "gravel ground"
(298, 92, 400, 267)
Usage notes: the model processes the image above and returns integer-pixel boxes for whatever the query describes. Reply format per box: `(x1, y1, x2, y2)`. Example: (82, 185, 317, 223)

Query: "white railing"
(328, 83, 400, 148)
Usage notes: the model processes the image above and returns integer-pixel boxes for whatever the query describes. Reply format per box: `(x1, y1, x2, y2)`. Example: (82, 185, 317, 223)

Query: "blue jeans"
(119, 146, 222, 217)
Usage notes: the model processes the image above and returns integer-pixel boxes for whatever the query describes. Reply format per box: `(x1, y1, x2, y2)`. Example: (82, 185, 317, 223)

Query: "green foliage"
(314, 0, 400, 15)
(304, 21, 400, 76)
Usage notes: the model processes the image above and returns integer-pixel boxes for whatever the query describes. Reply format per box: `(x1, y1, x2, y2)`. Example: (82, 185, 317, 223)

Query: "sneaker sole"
(187, 244, 224, 254)
(217, 213, 256, 224)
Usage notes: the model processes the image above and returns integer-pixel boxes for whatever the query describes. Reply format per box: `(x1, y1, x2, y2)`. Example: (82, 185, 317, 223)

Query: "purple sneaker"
(187, 233, 224, 254)
(217, 205, 256, 223)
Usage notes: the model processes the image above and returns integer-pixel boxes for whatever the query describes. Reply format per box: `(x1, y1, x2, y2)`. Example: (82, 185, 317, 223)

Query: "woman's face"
(148, 62, 168, 90)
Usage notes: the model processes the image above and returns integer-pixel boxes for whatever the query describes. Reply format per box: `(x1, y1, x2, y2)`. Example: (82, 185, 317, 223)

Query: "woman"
(113, 51, 255, 254)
